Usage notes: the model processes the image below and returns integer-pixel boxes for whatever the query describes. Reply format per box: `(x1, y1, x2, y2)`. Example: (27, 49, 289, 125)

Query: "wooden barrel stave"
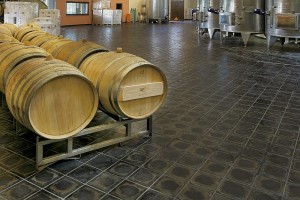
(0, 26, 13, 36)
(15, 27, 40, 41)
(21, 31, 46, 43)
(50, 41, 108, 68)
(0, 34, 18, 42)
(30, 34, 59, 46)
(0, 24, 17, 35)
(0, 44, 49, 93)
(41, 39, 73, 54)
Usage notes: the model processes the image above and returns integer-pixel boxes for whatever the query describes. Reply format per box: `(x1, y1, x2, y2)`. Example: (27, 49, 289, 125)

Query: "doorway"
(171, 0, 184, 20)
(116, 3, 122, 10)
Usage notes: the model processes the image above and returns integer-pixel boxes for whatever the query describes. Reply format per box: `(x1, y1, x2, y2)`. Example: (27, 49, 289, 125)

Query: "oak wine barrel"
(0, 43, 49, 93)
(21, 30, 46, 43)
(14, 25, 41, 41)
(79, 51, 167, 119)
(0, 23, 17, 35)
(49, 40, 108, 68)
(30, 34, 60, 46)
(5, 57, 98, 139)
(40, 38, 73, 54)
(0, 34, 19, 43)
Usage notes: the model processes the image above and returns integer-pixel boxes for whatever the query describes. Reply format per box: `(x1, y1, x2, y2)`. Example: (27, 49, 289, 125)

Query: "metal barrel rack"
(35, 114, 152, 170)
(1, 92, 152, 171)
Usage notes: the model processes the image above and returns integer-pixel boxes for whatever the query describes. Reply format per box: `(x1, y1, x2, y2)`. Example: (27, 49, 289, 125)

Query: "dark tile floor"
(1, 21, 300, 199)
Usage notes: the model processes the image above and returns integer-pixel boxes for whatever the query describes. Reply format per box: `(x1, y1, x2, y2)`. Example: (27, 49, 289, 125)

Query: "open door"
(171, 0, 184, 20)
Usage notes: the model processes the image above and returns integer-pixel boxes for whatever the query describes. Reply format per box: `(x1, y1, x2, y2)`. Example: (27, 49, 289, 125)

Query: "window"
(66, 2, 89, 15)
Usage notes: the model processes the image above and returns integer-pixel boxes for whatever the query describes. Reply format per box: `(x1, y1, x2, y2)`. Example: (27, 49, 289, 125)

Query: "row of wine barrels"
(0, 40, 99, 139)
(17, 26, 109, 68)
(13, 25, 167, 119)
(0, 42, 49, 93)
(80, 51, 167, 119)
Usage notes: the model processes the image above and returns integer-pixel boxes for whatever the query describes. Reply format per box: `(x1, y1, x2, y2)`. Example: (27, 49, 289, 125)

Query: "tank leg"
(267, 35, 278, 49)
(199, 29, 205, 36)
(280, 37, 285, 47)
(220, 31, 225, 44)
(208, 28, 216, 39)
(241, 33, 251, 47)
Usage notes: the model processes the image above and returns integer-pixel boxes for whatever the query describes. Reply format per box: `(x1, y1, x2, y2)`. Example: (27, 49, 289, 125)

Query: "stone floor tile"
(27, 190, 59, 200)
(152, 175, 184, 197)
(87, 154, 118, 170)
(248, 188, 281, 200)
(110, 180, 146, 200)
(200, 160, 230, 177)
(138, 190, 172, 200)
(108, 161, 138, 178)
(88, 172, 123, 192)
(45, 176, 81, 198)
(0, 172, 21, 192)
(49, 160, 82, 175)
(254, 175, 285, 195)
(66, 185, 105, 200)
(128, 168, 159, 187)
(144, 158, 173, 174)
(219, 179, 250, 199)
(285, 183, 300, 199)
(177, 183, 213, 200)
(260, 163, 288, 181)
(234, 158, 261, 172)
(226, 167, 256, 185)
(27, 168, 61, 188)
(1, 181, 39, 200)
(68, 164, 101, 183)
(191, 170, 223, 190)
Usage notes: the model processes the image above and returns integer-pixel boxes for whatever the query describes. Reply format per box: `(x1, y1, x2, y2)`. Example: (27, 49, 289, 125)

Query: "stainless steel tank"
(197, 0, 220, 39)
(266, 0, 300, 48)
(219, 0, 265, 46)
(43, 0, 56, 9)
(146, 0, 169, 23)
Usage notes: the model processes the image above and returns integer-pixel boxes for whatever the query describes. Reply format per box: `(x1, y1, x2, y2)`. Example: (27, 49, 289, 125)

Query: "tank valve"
(253, 9, 265, 15)
(208, 8, 219, 15)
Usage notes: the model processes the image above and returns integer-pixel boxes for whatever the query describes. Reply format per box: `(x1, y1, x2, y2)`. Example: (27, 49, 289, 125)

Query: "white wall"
(128, 0, 197, 19)
(184, 0, 196, 9)
(129, 0, 144, 13)
(184, 0, 196, 19)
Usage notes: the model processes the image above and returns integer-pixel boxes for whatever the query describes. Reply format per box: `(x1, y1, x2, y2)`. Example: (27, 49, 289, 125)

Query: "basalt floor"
(1, 21, 300, 200)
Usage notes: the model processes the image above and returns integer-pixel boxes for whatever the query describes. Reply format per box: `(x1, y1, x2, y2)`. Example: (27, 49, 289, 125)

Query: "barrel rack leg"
(147, 116, 153, 137)
(35, 114, 153, 170)
(0, 92, 2, 108)
(13, 118, 30, 136)
(0, 92, 7, 109)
